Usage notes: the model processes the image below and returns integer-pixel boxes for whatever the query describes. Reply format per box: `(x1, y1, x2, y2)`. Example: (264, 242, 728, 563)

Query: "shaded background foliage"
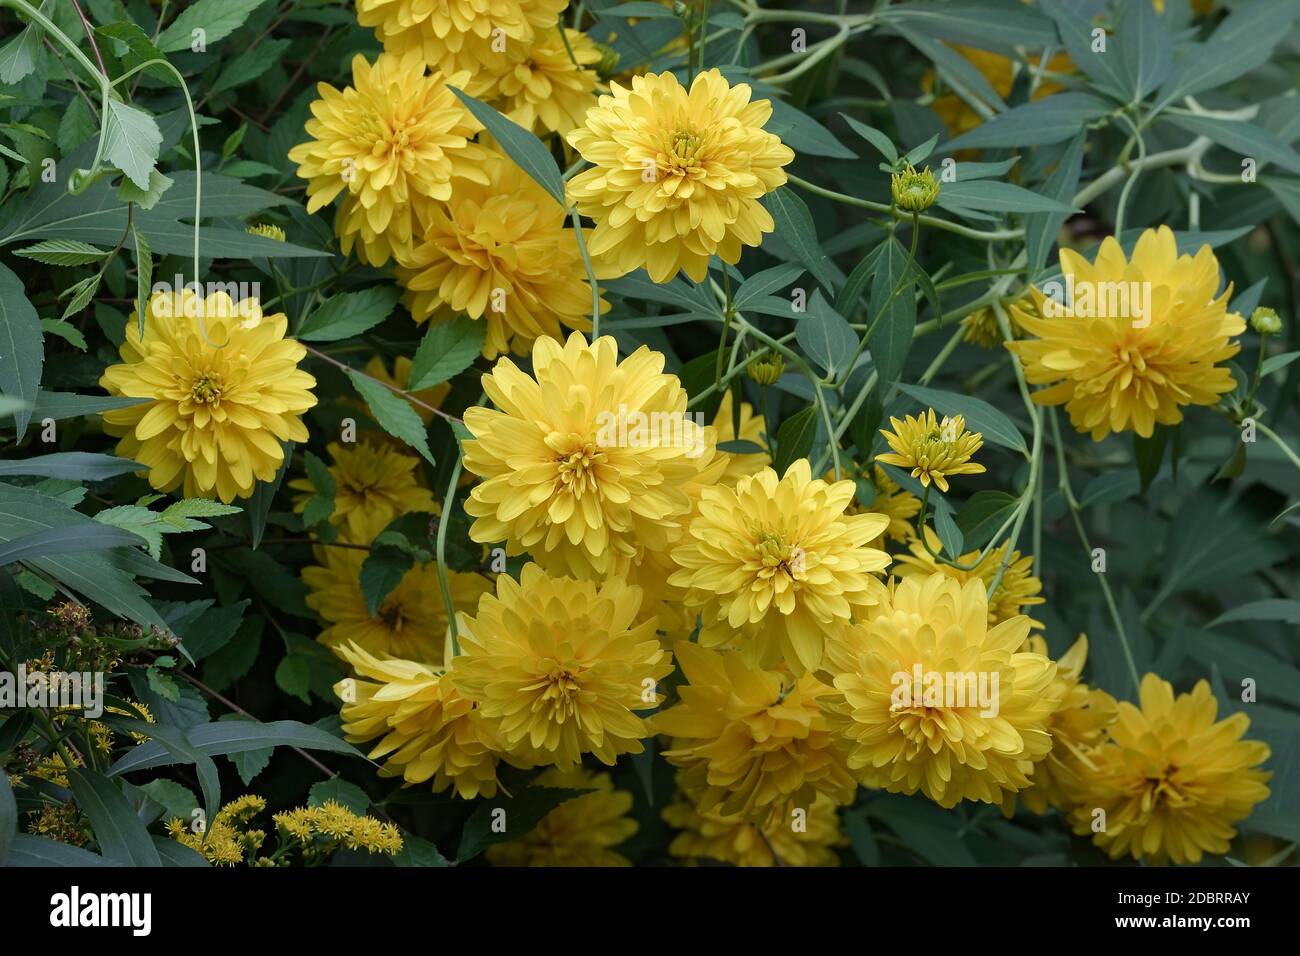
(0, 0, 1298, 867)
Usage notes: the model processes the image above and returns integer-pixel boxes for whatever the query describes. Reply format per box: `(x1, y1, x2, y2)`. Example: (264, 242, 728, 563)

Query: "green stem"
(1258, 422, 1300, 471)
(570, 209, 602, 338)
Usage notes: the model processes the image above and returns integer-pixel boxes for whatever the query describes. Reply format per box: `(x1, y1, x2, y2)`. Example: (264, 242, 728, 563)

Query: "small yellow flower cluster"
(165, 796, 402, 866)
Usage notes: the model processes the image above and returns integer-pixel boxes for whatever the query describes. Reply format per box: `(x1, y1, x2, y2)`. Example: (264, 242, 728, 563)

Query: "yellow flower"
(1013, 635, 1117, 815)
(334, 642, 503, 800)
(1006, 226, 1245, 440)
(876, 409, 985, 493)
(664, 785, 845, 867)
(960, 306, 1003, 348)
(566, 69, 794, 282)
(655, 642, 857, 822)
(462, 333, 719, 579)
(397, 150, 602, 359)
(356, 0, 569, 72)
(289, 440, 436, 542)
(486, 768, 638, 866)
(668, 459, 890, 673)
(894, 526, 1045, 628)
(823, 574, 1061, 809)
(841, 464, 922, 550)
(450, 563, 672, 769)
(1069, 674, 1271, 865)
(100, 290, 316, 503)
(303, 545, 492, 664)
(288, 50, 488, 267)
(167, 795, 267, 866)
(712, 390, 770, 484)
(362, 355, 450, 427)
(491, 28, 603, 136)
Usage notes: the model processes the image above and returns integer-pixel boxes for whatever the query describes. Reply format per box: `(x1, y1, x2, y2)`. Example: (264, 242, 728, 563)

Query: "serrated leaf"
(103, 98, 162, 191)
(296, 285, 402, 342)
(60, 274, 101, 321)
(0, 0, 49, 85)
(157, 0, 272, 53)
(40, 318, 87, 351)
(359, 545, 414, 616)
(349, 371, 436, 465)
(301, 451, 336, 528)
(408, 314, 485, 390)
(118, 169, 174, 210)
(14, 239, 109, 266)
(308, 779, 370, 814)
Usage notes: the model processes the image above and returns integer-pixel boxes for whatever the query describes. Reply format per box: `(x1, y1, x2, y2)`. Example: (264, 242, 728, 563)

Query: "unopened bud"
(747, 351, 784, 385)
(1250, 306, 1282, 336)
(891, 163, 940, 212)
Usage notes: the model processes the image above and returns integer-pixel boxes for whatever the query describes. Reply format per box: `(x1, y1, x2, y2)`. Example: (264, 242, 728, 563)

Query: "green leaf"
(108, 719, 363, 775)
(0, 0, 49, 85)
(1117, 0, 1173, 101)
(843, 809, 879, 867)
(27, 391, 146, 421)
(211, 37, 290, 94)
(0, 770, 15, 865)
(761, 188, 839, 295)
(247, 443, 290, 549)
(0, 261, 43, 440)
(1262, 350, 1300, 378)
(896, 383, 1028, 455)
(772, 406, 819, 476)
(598, 2, 682, 20)
(1165, 114, 1300, 177)
(1026, 132, 1085, 275)
(103, 99, 163, 191)
(4, 834, 116, 867)
(733, 263, 805, 310)
(1210, 599, 1300, 629)
(1133, 426, 1169, 493)
(456, 786, 591, 862)
(95, 21, 169, 80)
(40, 318, 87, 351)
(867, 237, 916, 391)
(764, 98, 857, 160)
(449, 88, 566, 207)
(297, 285, 402, 342)
(300, 451, 336, 528)
(933, 501, 964, 557)
(108, 716, 221, 830)
(117, 169, 174, 211)
(941, 93, 1111, 153)
(1038, 0, 1130, 101)
(408, 314, 486, 390)
(0, 523, 145, 568)
(955, 490, 1019, 552)
(349, 371, 436, 465)
(360, 545, 414, 616)
(0, 452, 140, 481)
(59, 274, 101, 322)
(878, 1, 1056, 53)
(275, 655, 312, 705)
(157, 0, 272, 53)
(894, 25, 1005, 113)
(308, 779, 370, 814)
(56, 96, 97, 155)
(835, 240, 885, 317)
(868, 794, 976, 866)
(1158, 0, 1300, 104)
(394, 835, 451, 867)
(136, 779, 199, 822)
(68, 769, 163, 866)
(14, 239, 109, 266)
(162, 498, 242, 521)
(154, 836, 211, 867)
(796, 290, 858, 378)
(936, 180, 1076, 216)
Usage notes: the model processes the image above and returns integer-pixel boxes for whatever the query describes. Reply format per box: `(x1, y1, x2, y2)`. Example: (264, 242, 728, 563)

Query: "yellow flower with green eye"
(876, 408, 986, 493)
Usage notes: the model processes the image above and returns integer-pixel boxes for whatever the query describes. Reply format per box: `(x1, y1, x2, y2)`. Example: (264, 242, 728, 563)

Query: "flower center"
(667, 129, 705, 167)
(536, 659, 582, 721)
(378, 599, 406, 632)
(555, 440, 604, 497)
(755, 530, 804, 578)
(190, 372, 223, 405)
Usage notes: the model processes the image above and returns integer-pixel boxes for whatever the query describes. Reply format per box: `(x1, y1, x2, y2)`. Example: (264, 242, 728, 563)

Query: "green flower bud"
(1250, 306, 1283, 336)
(747, 351, 785, 385)
(891, 163, 940, 212)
